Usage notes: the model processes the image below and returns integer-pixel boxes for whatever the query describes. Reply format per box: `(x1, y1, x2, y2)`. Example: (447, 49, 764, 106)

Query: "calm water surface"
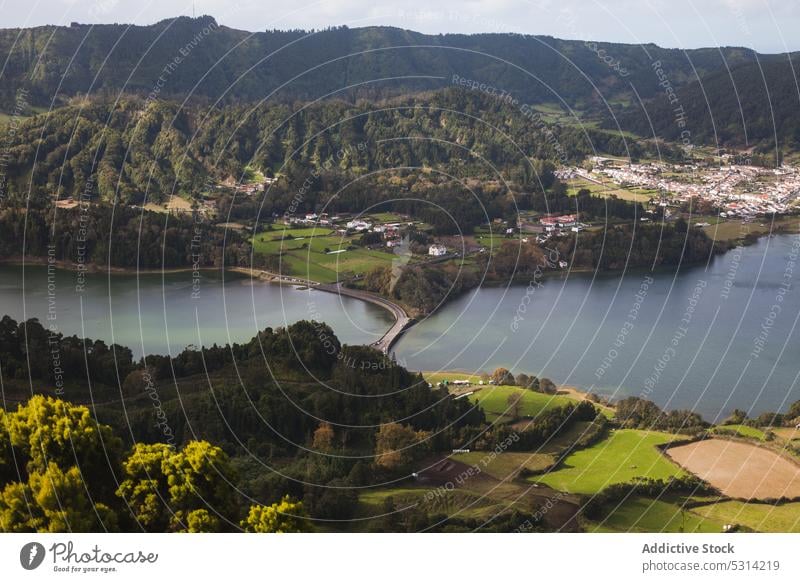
(393, 235, 800, 420)
(2, 235, 798, 420)
(0, 266, 394, 358)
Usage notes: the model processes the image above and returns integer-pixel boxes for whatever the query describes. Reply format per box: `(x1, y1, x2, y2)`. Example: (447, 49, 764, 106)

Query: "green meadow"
(532, 429, 686, 494)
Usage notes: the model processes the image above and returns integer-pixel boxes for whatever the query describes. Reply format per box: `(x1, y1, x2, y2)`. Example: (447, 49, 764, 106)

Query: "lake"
(392, 234, 800, 420)
(2, 234, 798, 420)
(0, 265, 394, 358)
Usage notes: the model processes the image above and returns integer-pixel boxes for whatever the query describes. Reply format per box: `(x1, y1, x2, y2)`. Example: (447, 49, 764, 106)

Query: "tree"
(0, 463, 118, 532)
(116, 441, 238, 532)
(723, 409, 748, 425)
(241, 496, 307, 532)
(492, 368, 515, 386)
(374, 423, 429, 471)
(539, 378, 557, 394)
(0, 395, 123, 509)
(312, 422, 335, 452)
(506, 392, 524, 420)
(516, 373, 539, 391)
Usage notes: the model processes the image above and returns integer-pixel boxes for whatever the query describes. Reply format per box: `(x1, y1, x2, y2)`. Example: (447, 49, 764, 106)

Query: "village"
(556, 156, 800, 220)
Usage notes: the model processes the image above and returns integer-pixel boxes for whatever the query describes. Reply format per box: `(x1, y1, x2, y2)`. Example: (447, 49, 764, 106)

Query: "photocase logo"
(20, 542, 46, 570)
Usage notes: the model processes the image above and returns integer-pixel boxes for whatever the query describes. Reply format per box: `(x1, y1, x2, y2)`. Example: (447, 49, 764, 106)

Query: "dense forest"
(0, 17, 761, 113)
(0, 316, 601, 532)
(0, 90, 668, 206)
(1, 17, 797, 159)
(0, 205, 253, 269)
(615, 56, 800, 152)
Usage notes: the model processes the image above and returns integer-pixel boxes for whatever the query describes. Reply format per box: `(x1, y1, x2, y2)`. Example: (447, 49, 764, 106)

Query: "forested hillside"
(615, 56, 800, 151)
(0, 89, 670, 205)
(0, 17, 759, 113)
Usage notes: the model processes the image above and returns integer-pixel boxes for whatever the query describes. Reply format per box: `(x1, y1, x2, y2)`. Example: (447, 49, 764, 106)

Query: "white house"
(346, 220, 371, 231)
(428, 244, 447, 257)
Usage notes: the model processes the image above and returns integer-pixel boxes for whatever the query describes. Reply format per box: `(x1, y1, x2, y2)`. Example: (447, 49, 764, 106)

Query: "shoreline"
(0, 258, 413, 354)
(2, 229, 795, 359)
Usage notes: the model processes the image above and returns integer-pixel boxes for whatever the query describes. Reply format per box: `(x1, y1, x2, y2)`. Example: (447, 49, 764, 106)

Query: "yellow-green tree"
(4, 395, 122, 483)
(0, 463, 118, 532)
(241, 496, 306, 533)
(0, 396, 122, 532)
(116, 441, 238, 532)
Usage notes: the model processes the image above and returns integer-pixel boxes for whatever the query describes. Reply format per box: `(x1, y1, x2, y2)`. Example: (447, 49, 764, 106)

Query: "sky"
(1, 0, 799, 53)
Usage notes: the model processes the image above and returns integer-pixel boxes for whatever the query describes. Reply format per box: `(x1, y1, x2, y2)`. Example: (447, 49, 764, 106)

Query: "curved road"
(318, 282, 412, 353)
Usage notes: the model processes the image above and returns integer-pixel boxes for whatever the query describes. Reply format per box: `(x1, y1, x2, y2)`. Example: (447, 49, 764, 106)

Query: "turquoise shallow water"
(0, 266, 394, 359)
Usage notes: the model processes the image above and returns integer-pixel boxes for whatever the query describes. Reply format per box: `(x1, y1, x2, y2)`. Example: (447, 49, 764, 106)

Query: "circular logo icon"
(20, 542, 46, 570)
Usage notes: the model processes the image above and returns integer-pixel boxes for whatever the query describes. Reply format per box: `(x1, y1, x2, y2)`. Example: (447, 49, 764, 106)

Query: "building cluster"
(559, 157, 800, 219)
(536, 213, 586, 239)
(283, 212, 412, 249)
(284, 212, 337, 226)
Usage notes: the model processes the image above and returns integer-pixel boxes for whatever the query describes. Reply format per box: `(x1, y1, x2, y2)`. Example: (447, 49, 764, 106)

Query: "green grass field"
(358, 486, 501, 520)
(692, 500, 800, 533)
(252, 226, 398, 283)
(453, 451, 556, 480)
(711, 424, 767, 440)
(587, 497, 725, 533)
(468, 385, 574, 422)
(699, 218, 800, 243)
(533, 429, 686, 494)
(566, 177, 658, 203)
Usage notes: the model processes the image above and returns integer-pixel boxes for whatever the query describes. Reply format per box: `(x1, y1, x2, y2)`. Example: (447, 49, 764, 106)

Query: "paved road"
(318, 282, 412, 353)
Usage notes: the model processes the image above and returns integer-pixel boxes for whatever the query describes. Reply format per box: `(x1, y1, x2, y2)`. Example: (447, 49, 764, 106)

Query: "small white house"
(346, 220, 371, 231)
(428, 244, 447, 257)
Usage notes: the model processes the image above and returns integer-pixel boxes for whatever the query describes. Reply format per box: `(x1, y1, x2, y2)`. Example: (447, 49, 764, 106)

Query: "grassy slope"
(587, 497, 725, 533)
(251, 226, 397, 283)
(711, 424, 767, 440)
(532, 429, 686, 494)
(468, 385, 574, 422)
(453, 451, 556, 480)
(692, 500, 800, 533)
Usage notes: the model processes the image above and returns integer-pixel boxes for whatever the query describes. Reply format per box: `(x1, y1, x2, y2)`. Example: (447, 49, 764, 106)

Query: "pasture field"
(251, 226, 398, 283)
(533, 420, 599, 454)
(468, 385, 574, 422)
(711, 424, 766, 440)
(699, 217, 800, 243)
(358, 486, 511, 521)
(666, 439, 800, 500)
(532, 429, 686, 494)
(453, 451, 556, 480)
(691, 500, 800, 533)
(369, 212, 405, 223)
(587, 497, 725, 533)
(566, 177, 658, 203)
